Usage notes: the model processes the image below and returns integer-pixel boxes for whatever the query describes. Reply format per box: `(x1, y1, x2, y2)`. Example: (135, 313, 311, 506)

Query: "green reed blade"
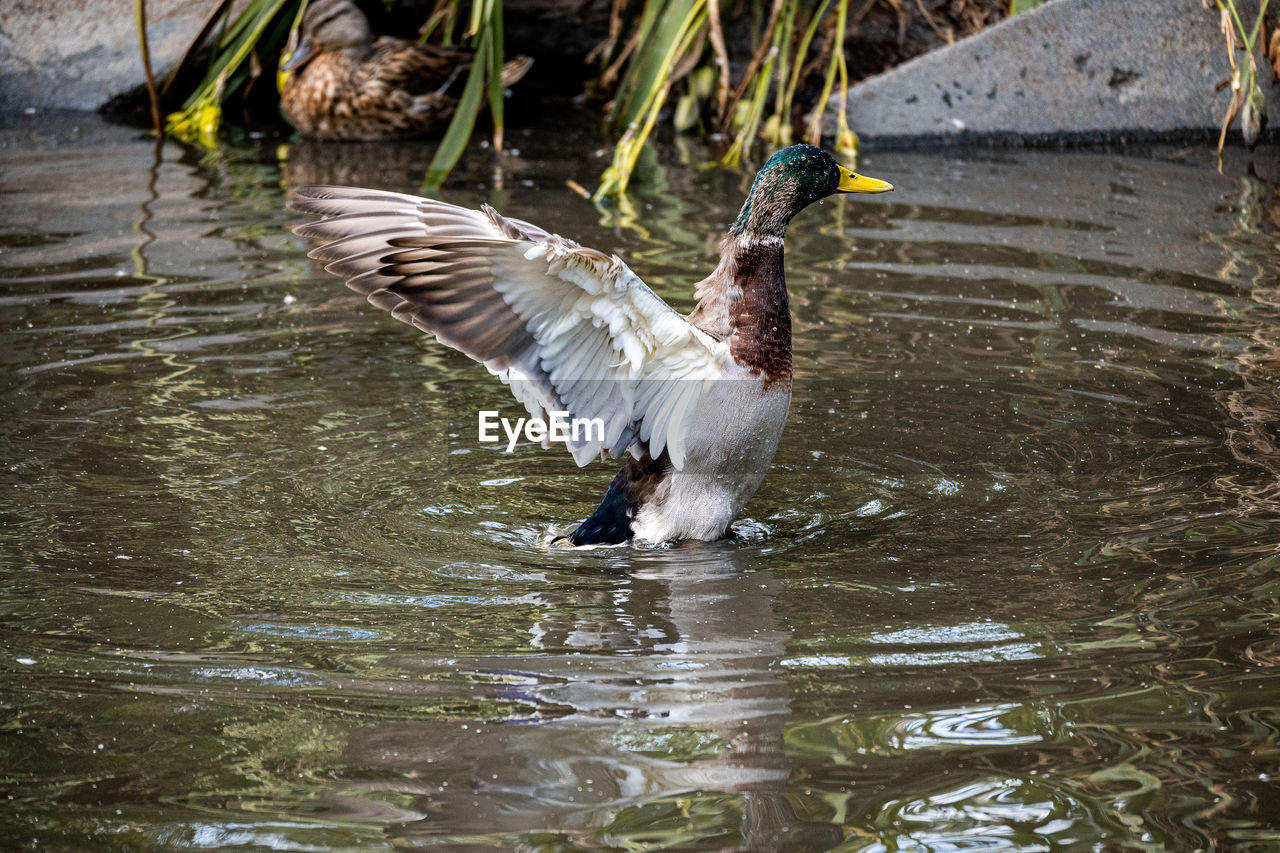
(424, 33, 491, 188)
(485, 0, 506, 150)
(612, 0, 704, 129)
(805, 0, 847, 145)
(596, 1, 707, 199)
(181, 0, 296, 111)
(780, 0, 831, 123)
(722, 46, 775, 166)
(608, 0, 671, 122)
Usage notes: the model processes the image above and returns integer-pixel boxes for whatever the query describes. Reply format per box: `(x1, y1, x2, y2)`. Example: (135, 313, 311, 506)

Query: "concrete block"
(830, 0, 1278, 142)
(0, 0, 219, 113)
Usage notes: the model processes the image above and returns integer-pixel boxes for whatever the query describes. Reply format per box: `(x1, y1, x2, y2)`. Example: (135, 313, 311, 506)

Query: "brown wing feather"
(364, 38, 471, 94)
(289, 186, 565, 412)
(287, 186, 725, 467)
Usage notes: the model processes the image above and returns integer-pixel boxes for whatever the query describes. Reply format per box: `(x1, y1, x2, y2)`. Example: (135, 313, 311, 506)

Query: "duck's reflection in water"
(280, 135, 540, 193)
(280, 137, 435, 191)
(322, 544, 840, 851)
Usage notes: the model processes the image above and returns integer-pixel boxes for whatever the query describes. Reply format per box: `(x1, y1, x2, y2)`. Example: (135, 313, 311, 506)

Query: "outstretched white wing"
(289, 186, 728, 468)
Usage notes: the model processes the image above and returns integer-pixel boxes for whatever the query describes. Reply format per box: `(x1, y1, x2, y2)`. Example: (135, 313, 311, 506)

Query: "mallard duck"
(279, 0, 532, 141)
(288, 144, 892, 545)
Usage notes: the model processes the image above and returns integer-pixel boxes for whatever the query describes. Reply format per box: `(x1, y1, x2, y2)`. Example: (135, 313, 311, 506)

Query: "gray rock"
(0, 0, 220, 114)
(829, 0, 1278, 142)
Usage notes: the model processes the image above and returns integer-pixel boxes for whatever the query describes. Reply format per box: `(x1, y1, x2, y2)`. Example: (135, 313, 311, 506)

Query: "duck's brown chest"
(727, 241, 791, 385)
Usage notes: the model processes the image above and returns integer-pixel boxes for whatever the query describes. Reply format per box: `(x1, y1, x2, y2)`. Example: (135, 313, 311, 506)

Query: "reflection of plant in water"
(1211, 175, 1280, 519)
(223, 716, 347, 785)
(605, 793, 749, 849)
(1221, 290, 1280, 515)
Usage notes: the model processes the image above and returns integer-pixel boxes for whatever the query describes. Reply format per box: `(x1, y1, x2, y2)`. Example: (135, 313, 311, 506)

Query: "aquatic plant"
(138, 0, 1010, 195)
(160, 0, 300, 144)
(1210, 0, 1274, 157)
(422, 0, 512, 187)
(574, 0, 1009, 196)
(593, 0, 868, 199)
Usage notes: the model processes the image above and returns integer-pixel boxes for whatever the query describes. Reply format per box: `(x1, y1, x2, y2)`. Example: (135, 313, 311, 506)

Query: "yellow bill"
(837, 164, 894, 194)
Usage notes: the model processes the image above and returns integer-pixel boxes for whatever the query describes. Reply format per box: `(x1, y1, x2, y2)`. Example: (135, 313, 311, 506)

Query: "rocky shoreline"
(2, 0, 1274, 146)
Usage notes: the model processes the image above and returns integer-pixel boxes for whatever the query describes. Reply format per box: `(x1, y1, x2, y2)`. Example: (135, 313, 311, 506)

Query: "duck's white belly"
(630, 374, 792, 544)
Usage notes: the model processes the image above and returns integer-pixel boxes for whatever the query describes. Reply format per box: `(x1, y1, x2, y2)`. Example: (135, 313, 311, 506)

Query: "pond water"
(2, 110, 1279, 851)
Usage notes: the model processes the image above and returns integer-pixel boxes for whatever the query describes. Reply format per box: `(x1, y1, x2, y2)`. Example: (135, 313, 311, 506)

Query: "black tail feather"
(569, 467, 636, 546)
(568, 452, 671, 546)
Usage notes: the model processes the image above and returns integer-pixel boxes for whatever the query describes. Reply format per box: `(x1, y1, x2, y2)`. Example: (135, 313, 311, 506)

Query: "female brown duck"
(289, 145, 892, 544)
(279, 0, 531, 141)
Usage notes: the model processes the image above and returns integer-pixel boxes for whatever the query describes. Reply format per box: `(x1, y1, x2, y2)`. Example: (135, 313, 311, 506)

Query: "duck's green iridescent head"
(731, 144, 893, 237)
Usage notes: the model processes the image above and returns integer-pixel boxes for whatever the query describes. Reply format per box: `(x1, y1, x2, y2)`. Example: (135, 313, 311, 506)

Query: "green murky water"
(2, 111, 1279, 851)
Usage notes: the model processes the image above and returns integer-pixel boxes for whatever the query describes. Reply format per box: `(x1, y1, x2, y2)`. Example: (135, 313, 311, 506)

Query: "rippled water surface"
(3, 112, 1280, 851)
